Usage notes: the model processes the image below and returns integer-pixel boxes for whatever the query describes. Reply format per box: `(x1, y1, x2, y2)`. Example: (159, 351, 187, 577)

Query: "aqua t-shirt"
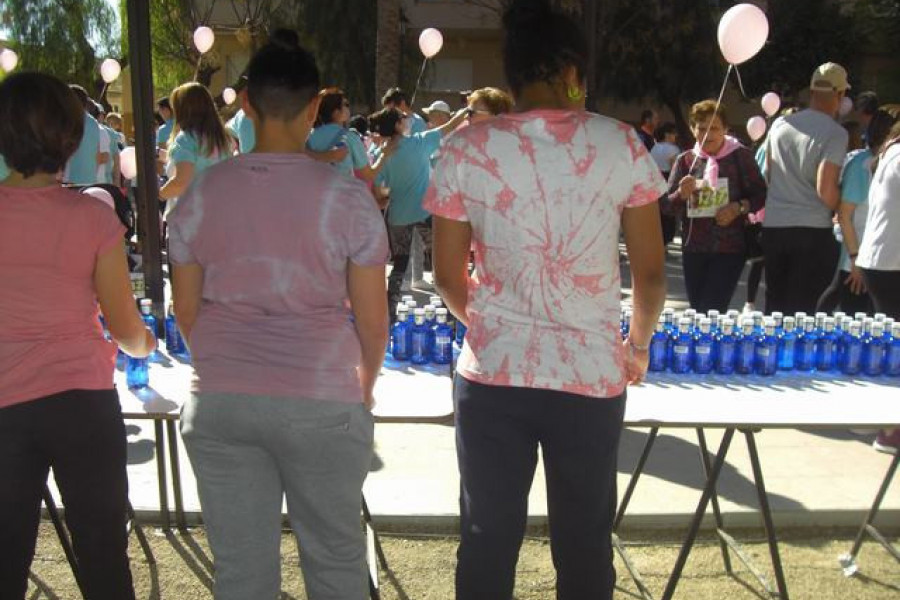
(837, 149, 873, 271)
(226, 110, 256, 154)
(168, 131, 228, 177)
(65, 113, 101, 185)
(0, 154, 8, 181)
(307, 123, 369, 177)
(409, 112, 428, 135)
(157, 118, 175, 148)
(376, 129, 442, 226)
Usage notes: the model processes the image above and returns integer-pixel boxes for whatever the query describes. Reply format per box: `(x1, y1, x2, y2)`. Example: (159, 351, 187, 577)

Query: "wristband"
(629, 338, 650, 352)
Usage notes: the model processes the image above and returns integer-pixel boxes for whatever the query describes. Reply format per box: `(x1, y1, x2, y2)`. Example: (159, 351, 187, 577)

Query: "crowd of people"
(1, 0, 899, 598)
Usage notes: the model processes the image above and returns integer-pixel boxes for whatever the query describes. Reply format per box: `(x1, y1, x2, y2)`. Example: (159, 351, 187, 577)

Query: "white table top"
(114, 353, 900, 429)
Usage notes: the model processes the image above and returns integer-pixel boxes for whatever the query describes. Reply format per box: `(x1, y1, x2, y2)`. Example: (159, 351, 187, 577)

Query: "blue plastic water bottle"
(139, 299, 161, 362)
(424, 304, 437, 326)
(671, 318, 694, 374)
(126, 355, 149, 388)
(706, 310, 720, 332)
(771, 312, 784, 336)
(692, 318, 715, 374)
(391, 306, 412, 360)
(777, 316, 798, 371)
(431, 308, 454, 365)
(864, 321, 886, 376)
(715, 318, 737, 375)
(98, 314, 111, 341)
(842, 321, 864, 376)
(164, 302, 184, 355)
(755, 320, 778, 376)
(751, 311, 764, 335)
(814, 312, 828, 334)
(795, 317, 818, 372)
(621, 308, 632, 338)
(649, 318, 669, 372)
(735, 320, 756, 375)
(886, 323, 900, 377)
(410, 308, 431, 365)
(816, 317, 838, 372)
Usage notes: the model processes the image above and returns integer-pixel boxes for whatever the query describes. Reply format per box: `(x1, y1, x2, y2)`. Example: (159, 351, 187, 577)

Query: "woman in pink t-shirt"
(0, 72, 156, 599)
(425, 3, 667, 598)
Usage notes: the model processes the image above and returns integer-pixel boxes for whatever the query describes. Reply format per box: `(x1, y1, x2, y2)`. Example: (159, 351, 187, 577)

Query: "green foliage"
(1, 0, 119, 94)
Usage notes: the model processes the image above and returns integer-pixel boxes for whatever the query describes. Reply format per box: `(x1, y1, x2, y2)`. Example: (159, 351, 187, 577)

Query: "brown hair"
(316, 88, 347, 126)
(468, 87, 514, 116)
(169, 82, 230, 157)
(689, 99, 728, 129)
(0, 72, 84, 178)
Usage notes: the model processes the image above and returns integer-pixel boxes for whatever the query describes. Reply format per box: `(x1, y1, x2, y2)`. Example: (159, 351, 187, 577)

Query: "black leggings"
(816, 268, 873, 315)
(0, 389, 135, 600)
(682, 252, 746, 313)
(861, 268, 900, 319)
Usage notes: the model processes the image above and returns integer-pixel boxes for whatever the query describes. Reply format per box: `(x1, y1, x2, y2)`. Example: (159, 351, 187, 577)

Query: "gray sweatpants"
(180, 393, 374, 600)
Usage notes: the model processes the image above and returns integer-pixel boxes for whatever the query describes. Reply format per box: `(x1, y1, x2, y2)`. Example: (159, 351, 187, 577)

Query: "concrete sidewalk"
(57, 246, 900, 533)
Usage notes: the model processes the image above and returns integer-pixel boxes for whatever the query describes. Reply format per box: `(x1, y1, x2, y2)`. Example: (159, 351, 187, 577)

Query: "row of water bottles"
(101, 299, 189, 389)
(390, 295, 465, 365)
(620, 307, 900, 377)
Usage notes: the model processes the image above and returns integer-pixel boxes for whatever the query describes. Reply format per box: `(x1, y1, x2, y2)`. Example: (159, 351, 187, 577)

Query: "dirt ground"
(26, 523, 899, 599)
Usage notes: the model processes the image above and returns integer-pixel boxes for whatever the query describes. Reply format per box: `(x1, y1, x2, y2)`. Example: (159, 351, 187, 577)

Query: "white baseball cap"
(422, 100, 451, 115)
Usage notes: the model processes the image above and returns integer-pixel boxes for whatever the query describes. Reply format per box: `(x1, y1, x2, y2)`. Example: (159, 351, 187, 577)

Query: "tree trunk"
(375, 0, 401, 104)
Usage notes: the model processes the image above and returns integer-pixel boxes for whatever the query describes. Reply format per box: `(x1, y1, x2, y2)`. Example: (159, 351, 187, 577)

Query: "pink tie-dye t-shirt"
(424, 110, 666, 399)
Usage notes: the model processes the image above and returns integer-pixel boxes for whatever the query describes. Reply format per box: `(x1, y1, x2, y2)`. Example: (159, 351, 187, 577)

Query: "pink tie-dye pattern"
(424, 111, 667, 399)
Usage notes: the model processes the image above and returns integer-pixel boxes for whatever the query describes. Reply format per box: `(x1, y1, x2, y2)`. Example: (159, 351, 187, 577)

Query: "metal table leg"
(153, 420, 171, 530)
(165, 420, 187, 530)
(661, 428, 735, 600)
(43, 485, 87, 598)
(744, 429, 789, 599)
(840, 450, 900, 576)
(362, 494, 385, 600)
(696, 428, 733, 574)
(127, 500, 156, 565)
(614, 427, 659, 531)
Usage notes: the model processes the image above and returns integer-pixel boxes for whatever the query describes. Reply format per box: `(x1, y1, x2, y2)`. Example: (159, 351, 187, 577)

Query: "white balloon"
(120, 147, 137, 179)
(761, 92, 781, 117)
(747, 116, 767, 142)
(717, 4, 769, 65)
(193, 26, 215, 54)
(222, 87, 237, 105)
(0, 48, 19, 72)
(100, 58, 121, 84)
(840, 96, 854, 117)
(418, 28, 444, 59)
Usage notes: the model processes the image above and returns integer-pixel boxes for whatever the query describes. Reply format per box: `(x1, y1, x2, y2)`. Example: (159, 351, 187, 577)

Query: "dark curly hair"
(502, 0, 588, 96)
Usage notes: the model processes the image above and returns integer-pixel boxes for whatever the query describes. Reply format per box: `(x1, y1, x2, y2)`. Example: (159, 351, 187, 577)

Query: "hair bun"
(267, 28, 300, 50)
(502, 0, 554, 30)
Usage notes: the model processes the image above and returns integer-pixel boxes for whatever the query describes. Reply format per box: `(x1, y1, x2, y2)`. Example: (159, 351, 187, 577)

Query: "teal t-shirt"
(409, 112, 428, 135)
(226, 110, 256, 154)
(837, 149, 873, 271)
(168, 131, 228, 177)
(65, 112, 101, 185)
(157, 118, 175, 148)
(104, 125, 120, 184)
(376, 129, 442, 226)
(307, 123, 369, 177)
(0, 154, 8, 181)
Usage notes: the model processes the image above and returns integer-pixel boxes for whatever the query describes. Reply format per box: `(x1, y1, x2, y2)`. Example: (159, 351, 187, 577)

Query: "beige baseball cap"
(422, 100, 451, 115)
(810, 62, 850, 93)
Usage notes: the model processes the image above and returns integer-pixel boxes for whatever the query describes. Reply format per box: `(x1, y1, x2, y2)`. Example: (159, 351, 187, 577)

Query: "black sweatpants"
(0, 389, 135, 600)
(762, 226, 840, 315)
(454, 376, 625, 600)
(861, 268, 900, 319)
(682, 252, 746, 313)
(815, 268, 873, 315)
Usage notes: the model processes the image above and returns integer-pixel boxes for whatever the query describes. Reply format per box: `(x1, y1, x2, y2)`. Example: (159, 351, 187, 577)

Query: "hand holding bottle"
(623, 338, 649, 385)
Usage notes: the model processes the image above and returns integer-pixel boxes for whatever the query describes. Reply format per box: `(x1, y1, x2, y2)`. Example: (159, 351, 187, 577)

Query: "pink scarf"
(692, 135, 743, 188)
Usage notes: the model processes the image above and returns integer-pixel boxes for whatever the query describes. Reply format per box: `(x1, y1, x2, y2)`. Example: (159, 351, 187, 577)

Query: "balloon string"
(410, 58, 428, 109)
(688, 63, 733, 175)
(734, 65, 749, 99)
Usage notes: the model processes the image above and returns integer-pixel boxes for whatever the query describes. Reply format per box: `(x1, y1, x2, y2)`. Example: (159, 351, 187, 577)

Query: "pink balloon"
(418, 28, 443, 59)
(840, 96, 853, 117)
(747, 116, 767, 142)
(193, 26, 215, 54)
(718, 4, 769, 65)
(761, 92, 781, 117)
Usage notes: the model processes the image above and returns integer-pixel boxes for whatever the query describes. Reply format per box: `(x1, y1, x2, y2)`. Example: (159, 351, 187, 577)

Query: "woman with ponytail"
(425, 1, 667, 598)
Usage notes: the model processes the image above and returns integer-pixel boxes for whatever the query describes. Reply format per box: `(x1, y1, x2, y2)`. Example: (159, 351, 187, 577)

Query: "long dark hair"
(502, 0, 587, 97)
(316, 88, 346, 127)
(169, 82, 231, 157)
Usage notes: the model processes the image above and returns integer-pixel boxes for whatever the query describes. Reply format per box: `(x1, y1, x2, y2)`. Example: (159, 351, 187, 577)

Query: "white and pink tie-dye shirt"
(424, 110, 666, 399)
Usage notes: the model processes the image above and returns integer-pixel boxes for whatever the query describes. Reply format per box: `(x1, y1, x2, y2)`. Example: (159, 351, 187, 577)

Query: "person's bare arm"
(436, 109, 470, 138)
(622, 202, 667, 384)
(94, 242, 155, 357)
(159, 162, 195, 200)
(306, 147, 349, 163)
(817, 161, 842, 211)
(433, 216, 472, 327)
(837, 202, 866, 294)
(172, 263, 204, 346)
(347, 261, 389, 410)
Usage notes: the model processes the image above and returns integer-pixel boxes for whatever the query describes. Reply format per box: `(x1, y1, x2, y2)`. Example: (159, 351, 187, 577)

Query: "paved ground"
(49, 245, 900, 535)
